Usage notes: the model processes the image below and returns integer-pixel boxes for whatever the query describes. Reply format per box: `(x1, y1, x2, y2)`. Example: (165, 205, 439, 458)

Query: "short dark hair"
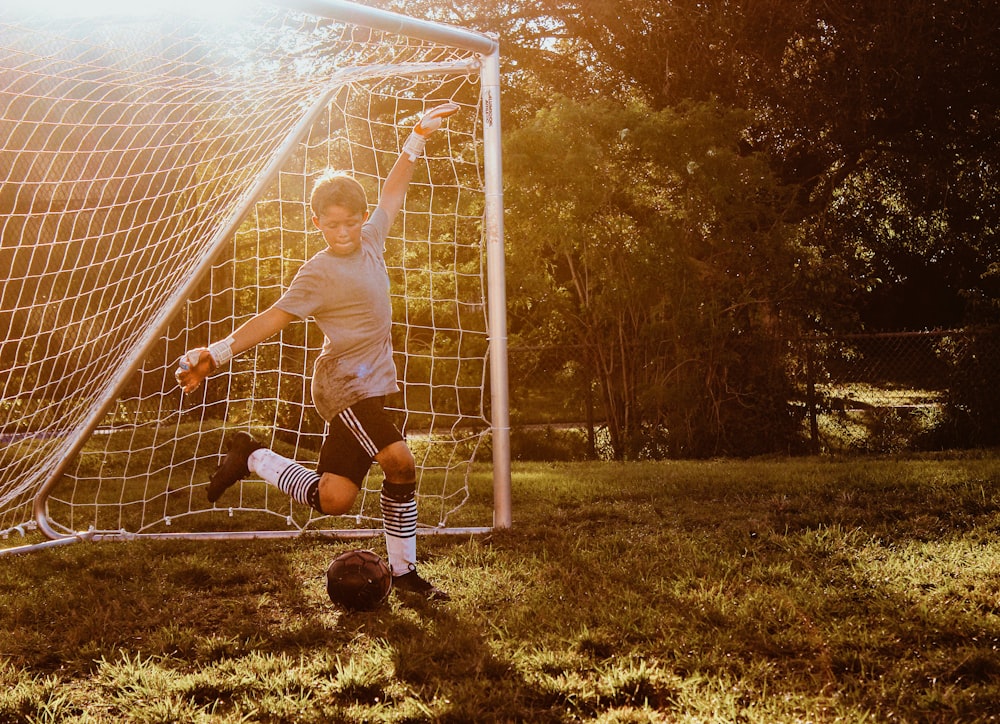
(310, 170, 368, 217)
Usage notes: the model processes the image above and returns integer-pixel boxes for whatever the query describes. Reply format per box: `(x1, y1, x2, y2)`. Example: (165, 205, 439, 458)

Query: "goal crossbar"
(275, 0, 499, 56)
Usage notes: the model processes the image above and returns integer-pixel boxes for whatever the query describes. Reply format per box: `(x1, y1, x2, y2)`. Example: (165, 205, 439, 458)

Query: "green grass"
(3, 453, 1000, 722)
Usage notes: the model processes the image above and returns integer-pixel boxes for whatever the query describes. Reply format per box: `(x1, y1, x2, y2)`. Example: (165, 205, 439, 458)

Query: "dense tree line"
(362, 0, 1000, 457)
(369, 0, 1000, 458)
(383, 0, 999, 322)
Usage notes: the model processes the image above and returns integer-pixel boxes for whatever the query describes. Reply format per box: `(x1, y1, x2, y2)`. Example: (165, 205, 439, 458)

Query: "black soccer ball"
(326, 549, 392, 611)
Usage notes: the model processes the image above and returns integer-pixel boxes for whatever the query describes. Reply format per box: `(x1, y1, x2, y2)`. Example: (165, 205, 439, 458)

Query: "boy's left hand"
(414, 102, 460, 136)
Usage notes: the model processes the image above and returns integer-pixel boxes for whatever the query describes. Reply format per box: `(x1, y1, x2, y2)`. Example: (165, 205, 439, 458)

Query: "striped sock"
(381, 481, 418, 576)
(247, 448, 322, 511)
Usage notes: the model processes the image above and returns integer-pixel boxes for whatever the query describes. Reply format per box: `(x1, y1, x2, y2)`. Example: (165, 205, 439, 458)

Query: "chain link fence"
(787, 329, 1000, 454)
(508, 328, 1000, 459)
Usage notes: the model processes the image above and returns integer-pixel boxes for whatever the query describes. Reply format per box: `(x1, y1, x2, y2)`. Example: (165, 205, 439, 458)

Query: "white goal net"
(0, 0, 509, 553)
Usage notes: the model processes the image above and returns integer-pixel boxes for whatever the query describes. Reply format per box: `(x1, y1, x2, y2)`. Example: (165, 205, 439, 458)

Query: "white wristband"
(402, 131, 427, 161)
(207, 337, 235, 368)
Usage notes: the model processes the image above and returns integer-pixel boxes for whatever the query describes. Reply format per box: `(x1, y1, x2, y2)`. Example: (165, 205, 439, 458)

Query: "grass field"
(3, 453, 1000, 722)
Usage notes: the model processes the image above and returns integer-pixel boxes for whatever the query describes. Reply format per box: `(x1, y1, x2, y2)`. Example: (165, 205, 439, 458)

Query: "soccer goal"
(0, 0, 510, 555)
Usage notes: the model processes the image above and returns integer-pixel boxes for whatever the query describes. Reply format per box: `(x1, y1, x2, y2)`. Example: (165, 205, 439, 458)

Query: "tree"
(505, 96, 806, 457)
(769, 1, 1000, 329)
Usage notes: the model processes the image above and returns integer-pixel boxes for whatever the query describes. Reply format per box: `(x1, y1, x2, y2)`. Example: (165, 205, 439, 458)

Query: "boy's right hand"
(175, 348, 214, 394)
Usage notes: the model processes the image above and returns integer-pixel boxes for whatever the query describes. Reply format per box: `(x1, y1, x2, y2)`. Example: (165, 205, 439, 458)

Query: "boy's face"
(313, 204, 367, 256)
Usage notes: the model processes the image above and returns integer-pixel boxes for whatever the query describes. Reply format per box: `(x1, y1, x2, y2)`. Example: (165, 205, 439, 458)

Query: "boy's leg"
(374, 443, 449, 602)
(208, 404, 382, 513)
(374, 441, 418, 576)
(335, 400, 449, 601)
(209, 431, 333, 511)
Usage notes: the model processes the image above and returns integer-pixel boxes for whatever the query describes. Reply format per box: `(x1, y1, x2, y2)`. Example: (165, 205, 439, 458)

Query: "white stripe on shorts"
(338, 407, 380, 457)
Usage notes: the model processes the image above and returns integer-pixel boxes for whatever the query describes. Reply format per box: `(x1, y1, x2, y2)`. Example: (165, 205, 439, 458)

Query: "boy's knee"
(317, 472, 360, 515)
(384, 458, 416, 483)
(376, 441, 415, 482)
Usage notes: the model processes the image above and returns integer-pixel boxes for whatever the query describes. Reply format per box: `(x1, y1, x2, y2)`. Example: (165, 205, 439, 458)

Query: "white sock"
(381, 482, 418, 576)
(248, 448, 321, 510)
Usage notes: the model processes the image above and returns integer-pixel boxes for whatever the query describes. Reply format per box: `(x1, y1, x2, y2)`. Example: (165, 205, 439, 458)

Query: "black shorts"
(317, 396, 403, 487)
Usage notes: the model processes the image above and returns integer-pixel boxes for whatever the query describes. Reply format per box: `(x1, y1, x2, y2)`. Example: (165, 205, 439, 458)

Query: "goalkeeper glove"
(402, 101, 461, 161)
(175, 337, 235, 393)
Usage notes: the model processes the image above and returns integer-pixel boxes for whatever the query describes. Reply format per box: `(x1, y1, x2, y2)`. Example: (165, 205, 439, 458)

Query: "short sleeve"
(274, 259, 322, 320)
(363, 207, 390, 254)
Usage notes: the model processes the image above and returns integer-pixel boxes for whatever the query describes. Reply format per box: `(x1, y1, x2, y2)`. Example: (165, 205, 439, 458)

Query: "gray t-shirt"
(275, 208, 398, 420)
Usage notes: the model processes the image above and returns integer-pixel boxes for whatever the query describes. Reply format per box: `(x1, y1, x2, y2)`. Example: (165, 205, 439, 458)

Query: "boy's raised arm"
(377, 102, 460, 224)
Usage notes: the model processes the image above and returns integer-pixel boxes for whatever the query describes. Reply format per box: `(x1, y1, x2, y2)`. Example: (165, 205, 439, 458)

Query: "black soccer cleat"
(207, 432, 264, 503)
(392, 569, 450, 602)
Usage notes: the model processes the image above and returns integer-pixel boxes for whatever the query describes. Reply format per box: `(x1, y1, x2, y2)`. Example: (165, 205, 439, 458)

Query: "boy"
(175, 102, 460, 601)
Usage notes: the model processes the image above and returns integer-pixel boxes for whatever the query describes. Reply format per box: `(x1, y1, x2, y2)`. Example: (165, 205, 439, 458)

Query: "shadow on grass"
(1, 539, 321, 674)
(0, 535, 561, 720)
(3, 455, 1000, 721)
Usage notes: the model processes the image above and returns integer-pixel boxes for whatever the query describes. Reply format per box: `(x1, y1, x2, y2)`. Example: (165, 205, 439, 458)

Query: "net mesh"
(0, 3, 494, 547)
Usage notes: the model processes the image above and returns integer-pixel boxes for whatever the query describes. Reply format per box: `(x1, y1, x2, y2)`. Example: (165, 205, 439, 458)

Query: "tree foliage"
(389, 0, 1000, 326)
(368, 0, 1000, 455)
(505, 97, 806, 456)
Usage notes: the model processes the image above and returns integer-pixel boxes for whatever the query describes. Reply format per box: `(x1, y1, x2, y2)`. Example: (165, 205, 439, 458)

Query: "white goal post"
(0, 0, 510, 555)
